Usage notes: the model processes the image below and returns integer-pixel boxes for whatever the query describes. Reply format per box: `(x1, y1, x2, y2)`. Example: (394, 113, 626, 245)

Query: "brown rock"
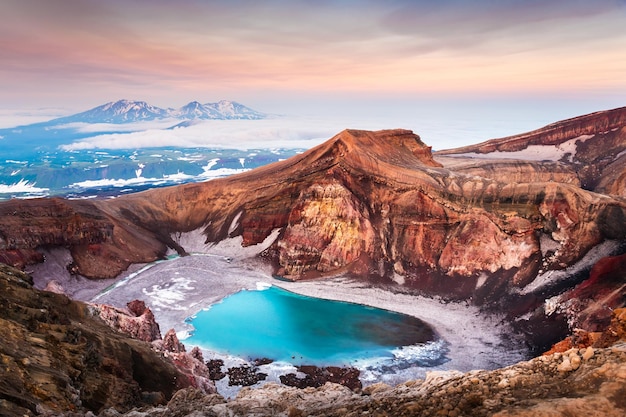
(162, 328, 186, 353)
(0, 264, 199, 415)
(127, 299, 148, 316)
(92, 302, 161, 343)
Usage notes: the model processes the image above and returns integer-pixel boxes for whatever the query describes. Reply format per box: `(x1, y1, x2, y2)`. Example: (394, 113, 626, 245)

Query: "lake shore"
(86, 252, 528, 377)
(35, 232, 528, 394)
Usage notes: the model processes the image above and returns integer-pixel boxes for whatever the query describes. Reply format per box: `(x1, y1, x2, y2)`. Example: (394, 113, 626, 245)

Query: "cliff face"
(0, 264, 214, 416)
(0, 112, 625, 343)
(0, 198, 166, 278)
(1, 108, 626, 415)
(436, 106, 626, 197)
(103, 127, 625, 295)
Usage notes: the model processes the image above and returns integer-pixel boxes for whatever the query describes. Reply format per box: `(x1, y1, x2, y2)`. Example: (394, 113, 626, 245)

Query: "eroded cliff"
(1, 111, 625, 349)
(1, 108, 626, 416)
(0, 264, 214, 416)
(71, 128, 626, 295)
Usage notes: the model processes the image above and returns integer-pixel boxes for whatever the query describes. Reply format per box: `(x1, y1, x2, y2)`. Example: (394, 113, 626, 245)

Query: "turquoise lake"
(186, 285, 437, 365)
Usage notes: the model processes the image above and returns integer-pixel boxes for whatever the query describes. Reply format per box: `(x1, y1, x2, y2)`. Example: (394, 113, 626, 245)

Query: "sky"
(1, 0, 626, 146)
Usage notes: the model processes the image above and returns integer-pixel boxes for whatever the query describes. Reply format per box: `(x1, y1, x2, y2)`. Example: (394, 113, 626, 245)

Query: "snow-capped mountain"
(53, 100, 169, 124)
(206, 100, 265, 119)
(51, 99, 266, 124)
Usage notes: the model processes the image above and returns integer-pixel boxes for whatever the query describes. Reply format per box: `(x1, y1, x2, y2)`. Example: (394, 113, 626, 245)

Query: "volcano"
(1, 107, 626, 415)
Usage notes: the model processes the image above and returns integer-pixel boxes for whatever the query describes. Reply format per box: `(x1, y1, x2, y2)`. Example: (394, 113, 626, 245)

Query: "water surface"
(186, 285, 437, 365)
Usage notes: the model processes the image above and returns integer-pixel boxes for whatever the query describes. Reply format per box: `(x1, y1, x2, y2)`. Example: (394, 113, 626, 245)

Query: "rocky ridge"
(435, 106, 626, 196)
(0, 264, 215, 416)
(1, 107, 626, 414)
(75, 308, 626, 417)
(0, 110, 625, 349)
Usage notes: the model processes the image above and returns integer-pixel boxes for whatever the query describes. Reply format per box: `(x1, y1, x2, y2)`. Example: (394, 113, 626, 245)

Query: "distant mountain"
(50, 99, 266, 124)
(51, 99, 168, 123)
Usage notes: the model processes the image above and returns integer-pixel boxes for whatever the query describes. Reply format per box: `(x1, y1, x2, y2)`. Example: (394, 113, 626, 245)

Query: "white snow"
(169, 227, 282, 260)
(256, 281, 272, 290)
(142, 276, 197, 311)
(67, 167, 248, 191)
(0, 179, 49, 195)
(518, 240, 622, 295)
(203, 158, 220, 170)
(228, 211, 243, 235)
(456, 135, 595, 162)
(69, 173, 194, 189)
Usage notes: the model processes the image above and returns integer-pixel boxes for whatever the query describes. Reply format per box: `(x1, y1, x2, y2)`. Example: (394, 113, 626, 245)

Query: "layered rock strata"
(0, 264, 214, 416)
(2, 127, 624, 294)
(0, 109, 625, 351)
(436, 106, 626, 196)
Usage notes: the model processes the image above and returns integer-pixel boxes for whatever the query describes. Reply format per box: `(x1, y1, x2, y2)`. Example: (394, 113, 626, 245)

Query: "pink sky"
(1, 0, 625, 116)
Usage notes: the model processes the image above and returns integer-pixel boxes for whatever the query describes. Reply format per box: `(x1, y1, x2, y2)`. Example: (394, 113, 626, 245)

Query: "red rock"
(162, 328, 186, 353)
(127, 299, 148, 317)
(91, 302, 162, 342)
(0, 111, 624, 336)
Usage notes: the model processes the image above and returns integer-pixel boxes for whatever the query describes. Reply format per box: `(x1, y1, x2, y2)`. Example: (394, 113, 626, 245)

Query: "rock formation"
(90, 299, 162, 343)
(0, 107, 625, 414)
(90, 308, 626, 417)
(435, 105, 626, 197)
(0, 109, 625, 351)
(0, 264, 214, 416)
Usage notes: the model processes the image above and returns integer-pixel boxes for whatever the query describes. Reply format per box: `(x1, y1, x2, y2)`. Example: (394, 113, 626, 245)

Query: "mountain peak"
(49, 99, 266, 124)
(326, 128, 442, 169)
(181, 101, 203, 108)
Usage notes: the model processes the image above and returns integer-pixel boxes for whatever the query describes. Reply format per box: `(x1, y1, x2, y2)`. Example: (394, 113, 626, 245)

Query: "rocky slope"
(0, 106, 625, 399)
(1, 109, 625, 348)
(0, 264, 214, 416)
(435, 106, 626, 196)
(71, 308, 626, 417)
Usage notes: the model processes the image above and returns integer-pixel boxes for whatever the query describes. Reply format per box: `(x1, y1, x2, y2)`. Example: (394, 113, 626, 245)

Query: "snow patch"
(518, 240, 622, 295)
(256, 282, 272, 291)
(228, 211, 243, 235)
(391, 273, 405, 285)
(170, 227, 282, 260)
(0, 179, 49, 197)
(142, 276, 197, 311)
(475, 273, 488, 289)
(69, 173, 194, 189)
(208, 228, 282, 260)
(457, 134, 595, 162)
(540, 233, 561, 257)
(203, 158, 220, 170)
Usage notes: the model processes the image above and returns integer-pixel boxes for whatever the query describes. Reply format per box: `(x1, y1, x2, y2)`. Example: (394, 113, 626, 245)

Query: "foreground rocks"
(280, 365, 362, 391)
(1, 262, 624, 416)
(90, 309, 626, 416)
(0, 265, 214, 416)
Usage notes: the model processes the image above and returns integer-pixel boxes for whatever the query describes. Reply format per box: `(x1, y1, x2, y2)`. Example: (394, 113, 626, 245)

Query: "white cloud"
(60, 117, 353, 151)
(0, 108, 69, 129)
(56, 119, 180, 133)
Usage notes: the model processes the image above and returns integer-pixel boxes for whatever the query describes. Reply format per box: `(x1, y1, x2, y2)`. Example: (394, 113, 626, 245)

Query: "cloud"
(60, 117, 347, 151)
